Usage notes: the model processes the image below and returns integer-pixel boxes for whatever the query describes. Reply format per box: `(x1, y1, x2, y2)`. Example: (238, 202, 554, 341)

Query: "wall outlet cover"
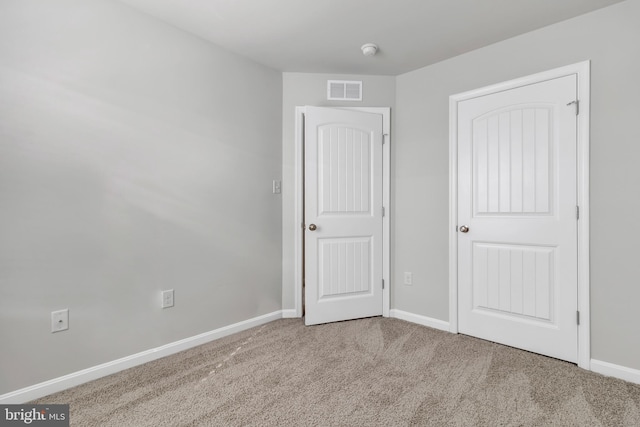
(161, 289, 174, 308)
(51, 309, 69, 333)
(403, 272, 413, 286)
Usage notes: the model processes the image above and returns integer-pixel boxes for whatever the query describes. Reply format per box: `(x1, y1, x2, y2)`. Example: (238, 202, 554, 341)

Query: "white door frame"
(293, 106, 391, 319)
(448, 61, 591, 369)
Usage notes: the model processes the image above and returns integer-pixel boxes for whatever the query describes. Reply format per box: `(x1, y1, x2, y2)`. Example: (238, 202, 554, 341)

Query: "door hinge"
(576, 310, 580, 325)
(576, 206, 580, 220)
(382, 206, 386, 217)
(567, 100, 579, 115)
(382, 279, 385, 290)
(382, 133, 389, 144)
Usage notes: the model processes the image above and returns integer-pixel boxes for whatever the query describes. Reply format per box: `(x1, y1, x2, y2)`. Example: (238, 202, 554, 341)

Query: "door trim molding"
(448, 61, 591, 369)
(293, 106, 391, 319)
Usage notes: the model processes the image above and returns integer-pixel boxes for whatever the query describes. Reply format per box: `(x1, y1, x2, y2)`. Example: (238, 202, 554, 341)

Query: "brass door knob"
(459, 225, 469, 233)
(308, 224, 317, 231)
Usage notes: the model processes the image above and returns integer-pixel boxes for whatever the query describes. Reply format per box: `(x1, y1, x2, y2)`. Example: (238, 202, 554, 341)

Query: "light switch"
(272, 180, 281, 194)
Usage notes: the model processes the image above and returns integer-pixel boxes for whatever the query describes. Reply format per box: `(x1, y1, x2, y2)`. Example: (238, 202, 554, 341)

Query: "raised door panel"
(318, 125, 372, 216)
(472, 243, 554, 322)
(319, 238, 371, 299)
(473, 107, 553, 216)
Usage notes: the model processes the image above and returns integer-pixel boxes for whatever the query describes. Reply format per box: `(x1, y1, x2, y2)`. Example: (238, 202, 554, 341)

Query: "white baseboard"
(591, 359, 640, 385)
(281, 309, 299, 318)
(0, 310, 284, 404)
(390, 309, 450, 332)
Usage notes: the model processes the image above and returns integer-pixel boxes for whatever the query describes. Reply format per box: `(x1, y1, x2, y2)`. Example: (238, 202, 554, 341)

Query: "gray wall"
(394, 0, 640, 370)
(281, 73, 396, 310)
(0, 0, 282, 394)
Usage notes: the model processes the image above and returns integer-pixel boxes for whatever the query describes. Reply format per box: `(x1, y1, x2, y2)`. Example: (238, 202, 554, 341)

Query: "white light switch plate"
(272, 180, 281, 194)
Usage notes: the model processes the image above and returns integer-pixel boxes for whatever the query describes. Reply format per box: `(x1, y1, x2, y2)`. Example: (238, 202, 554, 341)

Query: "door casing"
(293, 107, 391, 319)
(449, 61, 591, 369)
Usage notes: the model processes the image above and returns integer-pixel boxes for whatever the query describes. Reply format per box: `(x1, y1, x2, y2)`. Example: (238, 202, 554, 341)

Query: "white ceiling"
(117, 0, 624, 75)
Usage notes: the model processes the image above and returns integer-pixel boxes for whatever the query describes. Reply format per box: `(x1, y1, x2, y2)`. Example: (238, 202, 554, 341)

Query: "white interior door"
(304, 107, 383, 326)
(457, 75, 579, 362)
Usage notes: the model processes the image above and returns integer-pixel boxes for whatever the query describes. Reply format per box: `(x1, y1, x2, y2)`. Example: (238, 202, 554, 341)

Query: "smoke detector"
(361, 43, 378, 57)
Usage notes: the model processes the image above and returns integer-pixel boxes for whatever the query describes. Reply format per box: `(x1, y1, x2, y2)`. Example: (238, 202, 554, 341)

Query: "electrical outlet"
(404, 272, 413, 286)
(161, 289, 174, 308)
(272, 180, 281, 194)
(51, 309, 69, 333)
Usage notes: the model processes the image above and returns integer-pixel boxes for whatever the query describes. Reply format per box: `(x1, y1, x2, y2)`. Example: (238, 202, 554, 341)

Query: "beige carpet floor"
(35, 318, 640, 426)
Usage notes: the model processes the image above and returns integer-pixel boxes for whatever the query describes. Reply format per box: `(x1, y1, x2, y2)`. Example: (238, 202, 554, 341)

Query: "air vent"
(327, 80, 362, 101)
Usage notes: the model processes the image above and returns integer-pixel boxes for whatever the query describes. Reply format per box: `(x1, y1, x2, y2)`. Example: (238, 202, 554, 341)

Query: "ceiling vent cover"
(327, 80, 362, 101)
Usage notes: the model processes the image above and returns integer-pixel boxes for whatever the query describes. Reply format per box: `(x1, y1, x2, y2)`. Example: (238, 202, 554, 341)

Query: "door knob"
(459, 225, 469, 233)
(308, 224, 317, 231)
